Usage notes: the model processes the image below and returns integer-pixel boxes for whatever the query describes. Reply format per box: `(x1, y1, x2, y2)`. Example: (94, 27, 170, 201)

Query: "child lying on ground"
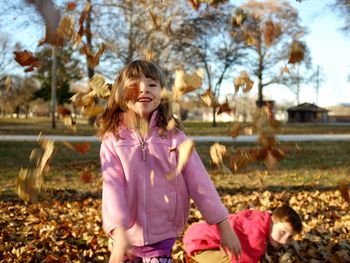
(183, 204, 302, 263)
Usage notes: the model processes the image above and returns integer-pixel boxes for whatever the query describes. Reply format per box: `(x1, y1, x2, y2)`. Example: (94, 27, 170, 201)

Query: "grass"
(1, 140, 349, 193)
(1, 117, 350, 136)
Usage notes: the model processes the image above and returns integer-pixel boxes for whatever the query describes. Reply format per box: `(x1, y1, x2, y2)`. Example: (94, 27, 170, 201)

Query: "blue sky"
(262, 0, 350, 107)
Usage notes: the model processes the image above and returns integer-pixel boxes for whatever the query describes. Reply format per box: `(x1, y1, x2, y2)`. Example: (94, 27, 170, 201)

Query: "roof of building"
(287, 102, 328, 112)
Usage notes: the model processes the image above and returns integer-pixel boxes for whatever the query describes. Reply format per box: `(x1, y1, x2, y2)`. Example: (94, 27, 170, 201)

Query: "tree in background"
(334, 0, 350, 34)
(33, 46, 83, 106)
(172, 3, 246, 126)
(236, 0, 307, 107)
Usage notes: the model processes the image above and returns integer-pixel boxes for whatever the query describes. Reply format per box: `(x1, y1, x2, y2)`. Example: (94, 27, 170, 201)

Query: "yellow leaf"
(199, 88, 220, 107)
(89, 74, 111, 98)
(176, 139, 195, 174)
(173, 68, 204, 101)
(209, 143, 226, 165)
(56, 15, 75, 40)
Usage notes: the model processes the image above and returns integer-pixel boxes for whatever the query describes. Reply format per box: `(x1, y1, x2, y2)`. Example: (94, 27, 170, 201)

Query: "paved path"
(1, 134, 350, 142)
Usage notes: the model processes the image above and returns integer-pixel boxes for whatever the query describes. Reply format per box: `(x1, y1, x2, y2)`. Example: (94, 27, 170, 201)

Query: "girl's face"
(125, 75, 162, 121)
(268, 221, 295, 248)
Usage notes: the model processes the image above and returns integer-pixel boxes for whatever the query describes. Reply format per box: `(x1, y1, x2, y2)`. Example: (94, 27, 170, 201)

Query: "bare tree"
(171, 3, 246, 126)
(237, 0, 307, 107)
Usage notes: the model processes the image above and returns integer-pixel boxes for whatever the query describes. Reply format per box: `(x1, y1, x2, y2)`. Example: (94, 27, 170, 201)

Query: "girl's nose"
(139, 80, 149, 93)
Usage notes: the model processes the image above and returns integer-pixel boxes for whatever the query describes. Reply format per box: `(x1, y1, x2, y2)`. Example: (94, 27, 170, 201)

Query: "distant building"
(287, 103, 328, 123)
(327, 103, 350, 123)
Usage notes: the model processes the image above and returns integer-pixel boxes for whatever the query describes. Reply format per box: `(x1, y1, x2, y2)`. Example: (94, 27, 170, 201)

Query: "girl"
(98, 60, 241, 263)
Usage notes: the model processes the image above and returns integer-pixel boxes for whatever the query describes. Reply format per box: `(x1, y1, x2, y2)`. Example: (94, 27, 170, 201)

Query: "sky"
(250, 0, 350, 107)
(3, 0, 350, 108)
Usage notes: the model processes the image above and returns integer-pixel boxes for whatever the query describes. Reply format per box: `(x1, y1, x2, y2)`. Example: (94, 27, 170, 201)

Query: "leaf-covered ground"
(1, 185, 349, 263)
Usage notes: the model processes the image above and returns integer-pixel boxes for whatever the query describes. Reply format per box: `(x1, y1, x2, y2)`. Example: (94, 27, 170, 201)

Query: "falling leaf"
(164, 18, 173, 36)
(83, 105, 105, 117)
(70, 92, 95, 107)
(163, 194, 169, 204)
(16, 168, 37, 202)
(243, 126, 253, 135)
(56, 15, 75, 41)
(234, 71, 254, 94)
(14, 50, 41, 71)
(338, 180, 349, 204)
(89, 74, 111, 98)
(80, 170, 94, 184)
(176, 139, 195, 174)
(288, 41, 305, 64)
(264, 150, 278, 170)
(264, 20, 282, 47)
(173, 68, 204, 101)
(230, 122, 241, 138)
(62, 141, 75, 152)
(66, 2, 77, 11)
(150, 171, 155, 186)
(199, 88, 220, 107)
(4, 76, 11, 92)
(80, 43, 106, 69)
(188, 0, 200, 10)
(217, 98, 235, 115)
(75, 142, 91, 155)
(282, 65, 290, 74)
(57, 106, 71, 117)
(209, 143, 226, 165)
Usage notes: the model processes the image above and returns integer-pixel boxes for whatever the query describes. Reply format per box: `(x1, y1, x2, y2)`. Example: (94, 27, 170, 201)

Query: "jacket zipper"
(135, 131, 149, 244)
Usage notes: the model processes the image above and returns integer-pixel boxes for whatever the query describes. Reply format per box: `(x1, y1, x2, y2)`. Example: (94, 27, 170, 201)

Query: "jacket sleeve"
(180, 135, 228, 224)
(100, 134, 129, 236)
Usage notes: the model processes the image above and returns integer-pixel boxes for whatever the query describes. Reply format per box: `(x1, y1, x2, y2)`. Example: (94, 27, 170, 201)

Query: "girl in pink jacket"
(183, 204, 302, 263)
(98, 60, 241, 263)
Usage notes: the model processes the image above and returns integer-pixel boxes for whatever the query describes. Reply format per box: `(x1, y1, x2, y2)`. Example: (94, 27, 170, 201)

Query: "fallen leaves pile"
(1, 187, 349, 262)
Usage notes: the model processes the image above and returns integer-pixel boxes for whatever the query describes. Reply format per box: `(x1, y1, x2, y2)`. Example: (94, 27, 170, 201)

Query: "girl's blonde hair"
(98, 59, 181, 137)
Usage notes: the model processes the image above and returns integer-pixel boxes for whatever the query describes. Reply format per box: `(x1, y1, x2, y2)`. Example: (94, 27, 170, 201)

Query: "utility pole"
(315, 65, 320, 105)
(51, 46, 57, 129)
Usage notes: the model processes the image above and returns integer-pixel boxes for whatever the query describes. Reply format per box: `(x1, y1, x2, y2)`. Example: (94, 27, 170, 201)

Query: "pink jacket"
(100, 111, 228, 246)
(183, 210, 271, 263)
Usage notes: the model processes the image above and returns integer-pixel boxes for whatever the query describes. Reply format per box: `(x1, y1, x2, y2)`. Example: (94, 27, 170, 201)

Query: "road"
(1, 134, 350, 142)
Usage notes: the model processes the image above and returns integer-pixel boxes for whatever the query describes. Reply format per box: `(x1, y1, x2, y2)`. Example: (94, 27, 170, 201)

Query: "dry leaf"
(188, 0, 200, 10)
(75, 142, 91, 155)
(173, 68, 204, 101)
(57, 106, 71, 117)
(217, 99, 234, 115)
(234, 71, 254, 94)
(199, 88, 220, 107)
(56, 15, 75, 40)
(230, 122, 241, 138)
(62, 141, 75, 152)
(176, 139, 195, 174)
(66, 2, 77, 11)
(14, 50, 41, 71)
(264, 20, 282, 47)
(209, 143, 226, 165)
(89, 74, 111, 98)
(5, 76, 11, 92)
(80, 170, 94, 184)
(288, 41, 305, 64)
(149, 9, 161, 30)
(338, 180, 349, 204)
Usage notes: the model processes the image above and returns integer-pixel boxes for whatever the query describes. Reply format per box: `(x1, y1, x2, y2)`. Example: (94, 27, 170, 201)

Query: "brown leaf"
(229, 122, 241, 138)
(234, 71, 254, 94)
(89, 74, 111, 98)
(217, 99, 234, 115)
(83, 105, 105, 117)
(66, 2, 77, 11)
(75, 142, 91, 155)
(199, 88, 220, 108)
(14, 50, 40, 70)
(80, 170, 94, 184)
(57, 106, 71, 117)
(338, 180, 349, 203)
(173, 68, 204, 101)
(149, 10, 161, 30)
(288, 41, 305, 64)
(56, 15, 75, 40)
(188, 0, 200, 10)
(264, 20, 282, 47)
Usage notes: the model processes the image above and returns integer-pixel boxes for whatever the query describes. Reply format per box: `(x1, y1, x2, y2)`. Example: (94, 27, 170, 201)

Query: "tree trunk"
(51, 46, 57, 129)
(212, 106, 217, 127)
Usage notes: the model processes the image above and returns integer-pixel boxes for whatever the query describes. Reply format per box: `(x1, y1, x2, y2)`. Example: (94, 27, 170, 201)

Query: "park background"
(0, 0, 350, 262)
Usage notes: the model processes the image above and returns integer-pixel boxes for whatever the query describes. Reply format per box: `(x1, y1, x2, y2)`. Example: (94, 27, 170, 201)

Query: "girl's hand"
(109, 227, 129, 263)
(217, 219, 242, 261)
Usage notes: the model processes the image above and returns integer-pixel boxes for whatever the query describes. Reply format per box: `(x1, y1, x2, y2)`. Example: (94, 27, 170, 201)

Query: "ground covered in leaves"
(1, 185, 350, 263)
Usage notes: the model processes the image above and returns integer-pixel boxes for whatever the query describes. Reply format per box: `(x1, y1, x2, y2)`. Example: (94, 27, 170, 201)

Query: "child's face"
(125, 75, 162, 120)
(269, 221, 295, 248)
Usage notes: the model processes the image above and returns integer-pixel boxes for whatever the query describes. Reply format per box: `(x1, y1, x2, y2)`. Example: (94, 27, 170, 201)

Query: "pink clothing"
(100, 111, 228, 247)
(183, 210, 271, 263)
(130, 238, 175, 258)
